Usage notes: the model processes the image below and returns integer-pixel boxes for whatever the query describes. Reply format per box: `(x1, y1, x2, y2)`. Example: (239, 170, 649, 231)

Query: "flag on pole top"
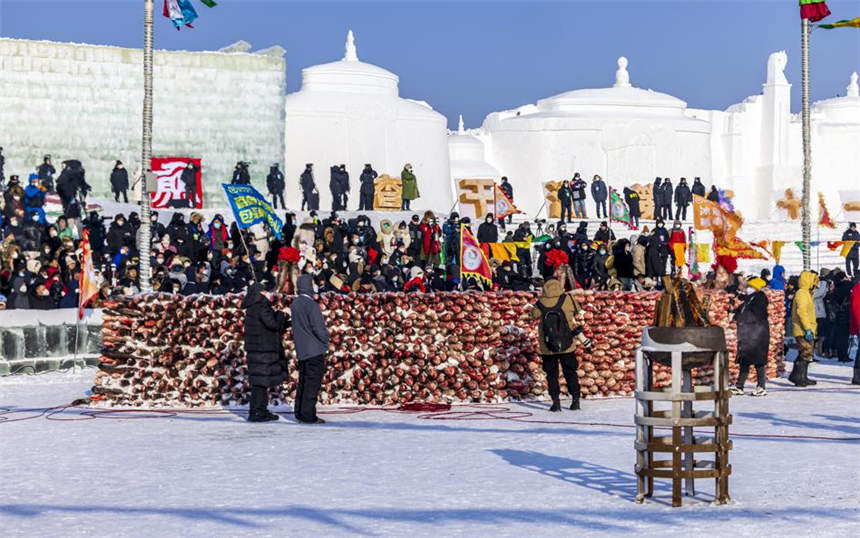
(163, 0, 216, 30)
(493, 184, 520, 220)
(78, 229, 100, 320)
(459, 224, 493, 286)
(799, 0, 831, 22)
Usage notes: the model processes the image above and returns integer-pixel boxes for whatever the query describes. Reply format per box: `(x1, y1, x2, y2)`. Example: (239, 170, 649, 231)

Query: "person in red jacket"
(667, 221, 686, 275)
(850, 277, 860, 385)
(420, 211, 442, 268)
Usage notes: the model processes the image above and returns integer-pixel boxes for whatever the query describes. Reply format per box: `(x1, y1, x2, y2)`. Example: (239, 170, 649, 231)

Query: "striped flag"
(819, 16, 860, 29)
(163, 0, 217, 30)
(78, 229, 100, 320)
(799, 0, 831, 22)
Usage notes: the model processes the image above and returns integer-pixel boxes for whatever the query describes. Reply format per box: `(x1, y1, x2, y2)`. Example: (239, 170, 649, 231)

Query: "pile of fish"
(93, 289, 785, 407)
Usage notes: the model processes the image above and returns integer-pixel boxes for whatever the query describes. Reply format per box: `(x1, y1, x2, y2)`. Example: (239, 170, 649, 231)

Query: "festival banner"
(456, 179, 496, 220)
(694, 243, 711, 264)
(479, 242, 530, 262)
(609, 188, 636, 230)
(772, 241, 785, 264)
(460, 224, 492, 286)
(818, 192, 836, 228)
(151, 157, 203, 209)
(222, 183, 283, 240)
(714, 234, 767, 260)
(78, 229, 100, 320)
(493, 184, 521, 220)
(692, 194, 743, 238)
(819, 16, 860, 29)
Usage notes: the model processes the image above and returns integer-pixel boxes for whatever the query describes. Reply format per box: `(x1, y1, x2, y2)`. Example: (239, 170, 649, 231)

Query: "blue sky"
(1, 0, 859, 129)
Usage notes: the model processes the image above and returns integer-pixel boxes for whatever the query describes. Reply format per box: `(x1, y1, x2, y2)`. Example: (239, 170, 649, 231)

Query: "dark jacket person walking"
(291, 274, 330, 424)
(243, 284, 289, 422)
(731, 277, 770, 396)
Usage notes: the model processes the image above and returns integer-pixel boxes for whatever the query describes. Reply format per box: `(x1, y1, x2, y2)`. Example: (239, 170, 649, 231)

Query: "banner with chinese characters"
(222, 183, 283, 240)
(151, 156, 202, 209)
(457, 179, 495, 220)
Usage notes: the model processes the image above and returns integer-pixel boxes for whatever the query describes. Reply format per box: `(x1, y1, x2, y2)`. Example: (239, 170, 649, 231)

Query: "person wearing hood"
(707, 185, 720, 203)
(20, 211, 44, 253)
(242, 283, 289, 422)
(24, 175, 46, 212)
(691, 177, 706, 197)
(377, 219, 396, 258)
(667, 221, 686, 274)
(404, 265, 427, 293)
(593, 221, 615, 244)
(231, 161, 250, 185)
(612, 238, 635, 290)
(768, 265, 786, 291)
(529, 279, 588, 411)
(557, 180, 573, 223)
(660, 178, 674, 220)
(590, 175, 608, 219)
(789, 270, 819, 387)
(358, 164, 377, 211)
(110, 161, 129, 203)
(843, 222, 859, 277)
(300, 163, 318, 211)
(651, 177, 664, 220)
(9, 265, 31, 310)
(570, 173, 587, 218)
(291, 274, 330, 424)
(674, 177, 692, 220)
(477, 213, 498, 244)
(646, 223, 669, 279)
(266, 163, 286, 210)
(623, 186, 641, 228)
(420, 212, 442, 267)
(400, 164, 419, 210)
(498, 176, 514, 226)
(591, 243, 610, 290)
(36, 155, 55, 192)
(731, 277, 770, 396)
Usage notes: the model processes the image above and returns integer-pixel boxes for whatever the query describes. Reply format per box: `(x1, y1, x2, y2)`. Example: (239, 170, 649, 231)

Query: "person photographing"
(530, 278, 591, 411)
(242, 283, 289, 423)
(291, 274, 330, 424)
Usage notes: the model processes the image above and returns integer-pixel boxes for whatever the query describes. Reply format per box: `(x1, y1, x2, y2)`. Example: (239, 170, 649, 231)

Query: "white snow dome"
(284, 31, 452, 212)
(813, 71, 860, 124)
(479, 56, 711, 216)
(448, 115, 500, 181)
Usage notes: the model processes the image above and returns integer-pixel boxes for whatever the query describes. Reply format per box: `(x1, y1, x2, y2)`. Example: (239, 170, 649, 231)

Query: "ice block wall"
(0, 38, 286, 207)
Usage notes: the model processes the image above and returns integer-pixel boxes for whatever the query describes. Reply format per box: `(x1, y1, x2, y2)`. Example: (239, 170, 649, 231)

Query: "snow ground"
(1, 359, 858, 537)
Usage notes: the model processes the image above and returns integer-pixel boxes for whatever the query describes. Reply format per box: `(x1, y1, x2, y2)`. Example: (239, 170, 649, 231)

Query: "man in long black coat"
(661, 178, 674, 220)
(110, 161, 129, 203)
(673, 177, 692, 220)
(731, 278, 770, 396)
(291, 274, 330, 424)
(358, 164, 377, 211)
(266, 163, 286, 209)
(181, 161, 199, 208)
(691, 177, 706, 198)
(651, 177, 663, 220)
(300, 164, 318, 211)
(37, 155, 56, 193)
(243, 283, 289, 422)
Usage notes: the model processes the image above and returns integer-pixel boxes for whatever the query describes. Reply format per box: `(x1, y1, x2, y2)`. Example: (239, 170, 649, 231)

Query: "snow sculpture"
(848, 72, 859, 98)
(614, 56, 631, 88)
(344, 30, 358, 62)
(766, 50, 788, 86)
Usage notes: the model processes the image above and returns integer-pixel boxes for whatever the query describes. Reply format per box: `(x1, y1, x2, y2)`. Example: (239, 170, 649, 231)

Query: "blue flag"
(222, 184, 283, 240)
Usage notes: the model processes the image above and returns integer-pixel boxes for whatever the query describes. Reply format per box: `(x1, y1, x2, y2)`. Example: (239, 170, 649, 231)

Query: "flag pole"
(139, 0, 154, 292)
(800, 17, 812, 271)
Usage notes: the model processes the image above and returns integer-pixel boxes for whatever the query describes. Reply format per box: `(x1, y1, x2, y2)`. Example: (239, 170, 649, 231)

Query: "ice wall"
(0, 38, 286, 207)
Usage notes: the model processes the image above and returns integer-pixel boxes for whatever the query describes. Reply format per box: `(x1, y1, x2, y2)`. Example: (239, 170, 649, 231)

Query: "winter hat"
(748, 277, 766, 291)
(410, 266, 424, 280)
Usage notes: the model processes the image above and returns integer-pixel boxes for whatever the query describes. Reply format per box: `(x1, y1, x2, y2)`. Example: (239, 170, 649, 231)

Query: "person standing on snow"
(691, 177, 706, 198)
(731, 277, 770, 396)
(243, 283, 289, 423)
(266, 163, 286, 210)
(842, 222, 859, 277)
(530, 279, 590, 412)
(571, 173, 587, 219)
(498, 176, 514, 226)
(291, 274, 330, 424)
(590, 175, 608, 219)
(789, 270, 819, 387)
(674, 177, 692, 220)
(400, 163, 419, 210)
(358, 163, 377, 211)
(661, 178, 674, 221)
(558, 180, 573, 223)
(300, 164, 318, 211)
(110, 160, 129, 203)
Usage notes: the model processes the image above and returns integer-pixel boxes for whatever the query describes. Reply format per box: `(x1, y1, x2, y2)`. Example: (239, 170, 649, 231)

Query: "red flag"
(78, 229, 100, 319)
(459, 224, 492, 286)
(493, 184, 520, 220)
(818, 192, 836, 229)
(799, 0, 831, 22)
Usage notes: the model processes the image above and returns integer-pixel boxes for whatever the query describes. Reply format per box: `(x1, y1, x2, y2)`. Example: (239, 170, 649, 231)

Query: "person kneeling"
(530, 279, 590, 411)
(243, 284, 290, 422)
(291, 274, 331, 424)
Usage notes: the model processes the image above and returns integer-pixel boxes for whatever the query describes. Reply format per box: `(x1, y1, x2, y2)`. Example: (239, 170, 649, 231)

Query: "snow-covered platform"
(1, 357, 858, 536)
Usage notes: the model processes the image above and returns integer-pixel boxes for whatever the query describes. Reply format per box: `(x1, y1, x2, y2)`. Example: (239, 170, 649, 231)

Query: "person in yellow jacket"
(789, 270, 818, 387)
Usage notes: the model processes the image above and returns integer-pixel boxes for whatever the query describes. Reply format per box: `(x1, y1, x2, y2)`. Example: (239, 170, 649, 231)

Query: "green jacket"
(401, 169, 419, 200)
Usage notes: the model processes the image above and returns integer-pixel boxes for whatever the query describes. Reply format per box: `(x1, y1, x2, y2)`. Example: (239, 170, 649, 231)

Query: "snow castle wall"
(0, 38, 286, 207)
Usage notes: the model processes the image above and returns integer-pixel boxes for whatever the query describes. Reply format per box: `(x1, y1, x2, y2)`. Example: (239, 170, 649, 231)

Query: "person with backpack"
(529, 278, 590, 412)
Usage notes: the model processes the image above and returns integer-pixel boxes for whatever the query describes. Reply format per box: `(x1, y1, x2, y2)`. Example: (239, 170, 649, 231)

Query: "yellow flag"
(672, 243, 686, 267)
(772, 241, 784, 264)
(695, 243, 711, 264)
(841, 241, 856, 258)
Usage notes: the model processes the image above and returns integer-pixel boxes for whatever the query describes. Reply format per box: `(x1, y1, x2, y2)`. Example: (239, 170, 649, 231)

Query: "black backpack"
(537, 296, 572, 352)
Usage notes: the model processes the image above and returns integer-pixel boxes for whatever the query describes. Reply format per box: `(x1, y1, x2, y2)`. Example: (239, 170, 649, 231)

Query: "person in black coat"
(242, 283, 289, 422)
(84, 211, 107, 263)
(593, 221, 615, 244)
(110, 161, 129, 203)
(646, 224, 669, 278)
(558, 180, 573, 223)
(180, 161, 199, 208)
(623, 186, 641, 228)
(590, 175, 608, 219)
(731, 278, 770, 395)
(106, 214, 133, 256)
(612, 238, 635, 289)
(291, 274, 330, 424)
(300, 164, 318, 211)
(842, 222, 859, 277)
(661, 178, 674, 220)
(329, 165, 343, 211)
(674, 177, 692, 220)
(707, 185, 720, 203)
(231, 162, 250, 185)
(573, 241, 594, 288)
(37, 155, 56, 193)
(477, 213, 498, 244)
(691, 177, 706, 197)
(266, 163, 286, 209)
(358, 164, 377, 211)
(651, 177, 663, 221)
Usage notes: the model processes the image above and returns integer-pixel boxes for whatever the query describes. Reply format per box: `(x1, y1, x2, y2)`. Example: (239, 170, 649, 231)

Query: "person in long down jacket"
(651, 177, 663, 220)
(691, 177, 706, 197)
(358, 164, 377, 211)
(623, 186, 641, 228)
(612, 238, 635, 289)
(661, 178, 674, 220)
(674, 177, 692, 220)
(291, 274, 330, 424)
(850, 277, 860, 385)
(242, 283, 289, 422)
(477, 213, 498, 244)
(731, 277, 770, 396)
(590, 175, 608, 219)
(558, 180, 573, 223)
(181, 161, 199, 208)
(789, 271, 818, 387)
(110, 161, 129, 203)
(401, 164, 419, 210)
(266, 163, 286, 210)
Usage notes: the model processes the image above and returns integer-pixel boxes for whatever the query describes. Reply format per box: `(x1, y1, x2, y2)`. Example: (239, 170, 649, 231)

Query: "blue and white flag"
(222, 184, 283, 240)
(163, 0, 198, 29)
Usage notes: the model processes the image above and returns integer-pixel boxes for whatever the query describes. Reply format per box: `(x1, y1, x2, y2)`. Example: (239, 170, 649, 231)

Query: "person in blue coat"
(590, 175, 608, 219)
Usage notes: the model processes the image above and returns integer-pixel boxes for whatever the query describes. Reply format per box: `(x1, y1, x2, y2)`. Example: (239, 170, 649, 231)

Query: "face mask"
(599, 250, 606, 255)
(746, 287, 755, 294)
(156, 258, 164, 264)
(657, 224, 663, 228)
(10, 220, 18, 226)
(214, 222, 221, 228)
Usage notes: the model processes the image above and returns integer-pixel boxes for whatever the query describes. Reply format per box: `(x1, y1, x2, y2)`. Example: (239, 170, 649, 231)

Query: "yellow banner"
(695, 243, 711, 264)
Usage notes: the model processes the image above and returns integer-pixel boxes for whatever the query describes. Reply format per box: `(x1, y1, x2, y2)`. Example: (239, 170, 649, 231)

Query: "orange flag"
(493, 183, 521, 220)
(460, 224, 492, 286)
(692, 195, 743, 239)
(78, 228, 100, 319)
(818, 193, 836, 229)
